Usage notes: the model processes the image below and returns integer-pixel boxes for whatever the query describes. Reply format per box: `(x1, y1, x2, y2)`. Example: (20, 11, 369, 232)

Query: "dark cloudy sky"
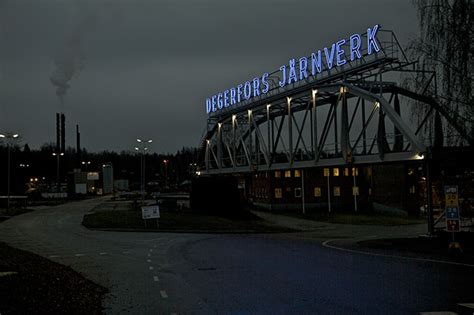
(0, 0, 418, 153)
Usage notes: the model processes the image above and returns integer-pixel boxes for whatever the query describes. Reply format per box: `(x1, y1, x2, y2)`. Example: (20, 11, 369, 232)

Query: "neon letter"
(237, 84, 243, 103)
(324, 44, 336, 70)
(367, 24, 380, 54)
(349, 33, 362, 61)
(206, 98, 212, 114)
(252, 77, 260, 97)
(279, 65, 286, 87)
(299, 57, 308, 80)
(230, 88, 236, 105)
(311, 50, 322, 75)
(217, 93, 223, 109)
(288, 59, 297, 84)
(224, 90, 230, 107)
(211, 95, 217, 112)
(261, 73, 269, 94)
(336, 39, 346, 66)
(244, 81, 252, 100)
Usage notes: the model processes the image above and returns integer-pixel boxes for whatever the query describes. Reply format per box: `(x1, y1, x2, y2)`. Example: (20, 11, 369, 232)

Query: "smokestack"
(60, 113, 66, 153)
(76, 124, 81, 159)
(56, 113, 60, 152)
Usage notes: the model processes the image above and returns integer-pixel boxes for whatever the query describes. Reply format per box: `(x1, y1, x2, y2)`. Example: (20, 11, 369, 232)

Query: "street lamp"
(136, 138, 152, 199)
(52, 152, 64, 192)
(81, 160, 91, 172)
(0, 132, 19, 213)
(163, 159, 169, 188)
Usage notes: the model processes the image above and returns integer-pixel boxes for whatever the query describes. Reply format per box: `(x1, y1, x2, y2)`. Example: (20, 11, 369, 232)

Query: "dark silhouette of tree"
(407, 0, 473, 145)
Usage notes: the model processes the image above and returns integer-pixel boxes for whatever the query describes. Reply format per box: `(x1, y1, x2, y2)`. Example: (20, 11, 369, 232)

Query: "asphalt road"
(0, 198, 473, 314)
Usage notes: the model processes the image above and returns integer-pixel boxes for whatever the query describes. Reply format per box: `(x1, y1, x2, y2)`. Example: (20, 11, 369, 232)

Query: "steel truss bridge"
(199, 29, 473, 175)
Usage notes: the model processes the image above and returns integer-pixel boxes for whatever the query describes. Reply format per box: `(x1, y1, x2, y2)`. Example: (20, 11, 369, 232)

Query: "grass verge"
(82, 208, 296, 233)
(0, 242, 107, 314)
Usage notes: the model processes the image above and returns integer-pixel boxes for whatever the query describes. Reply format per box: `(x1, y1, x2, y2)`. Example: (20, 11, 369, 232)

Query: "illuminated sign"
(206, 24, 381, 115)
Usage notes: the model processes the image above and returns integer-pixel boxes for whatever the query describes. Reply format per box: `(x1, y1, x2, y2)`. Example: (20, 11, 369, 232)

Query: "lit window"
(294, 169, 301, 178)
(409, 186, 416, 194)
(344, 168, 349, 176)
(275, 171, 281, 178)
(275, 188, 282, 199)
(333, 186, 341, 196)
(284, 170, 292, 178)
(368, 188, 372, 195)
(333, 168, 339, 176)
(352, 186, 359, 196)
(295, 188, 302, 198)
(367, 167, 372, 176)
(314, 187, 321, 197)
(352, 167, 359, 176)
(323, 168, 330, 177)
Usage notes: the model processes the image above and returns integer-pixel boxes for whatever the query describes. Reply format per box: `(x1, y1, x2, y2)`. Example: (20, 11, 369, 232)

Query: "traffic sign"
(444, 186, 459, 207)
(446, 207, 460, 219)
(446, 219, 460, 232)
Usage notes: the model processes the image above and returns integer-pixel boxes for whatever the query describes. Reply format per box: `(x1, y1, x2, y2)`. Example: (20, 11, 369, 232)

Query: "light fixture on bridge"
(415, 153, 425, 160)
(266, 104, 271, 110)
(375, 101, 380, 108)
(312, 89, 318, 97)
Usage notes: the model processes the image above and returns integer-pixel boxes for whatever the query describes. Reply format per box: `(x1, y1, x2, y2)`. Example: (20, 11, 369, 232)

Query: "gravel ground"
(0, 242, 107, 314)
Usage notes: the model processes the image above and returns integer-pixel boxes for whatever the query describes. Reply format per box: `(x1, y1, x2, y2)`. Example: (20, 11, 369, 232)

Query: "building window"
(334, 186, 341, 196)
(344, 168, 349, 176)
(352, 167, 359, 176)
(294, 188, 302, 198)
(275, 188, 282, 199)
(323, 168, 330, 177)
(333, 168, 339, 176)
(284, 170, 292, 178)
(368, 188, 372, 195)
(352, 186, 359, 196)
(367, 167, 372, 176)
(409, 185, 416, 194)
(294, 169, 301, 178)
(314, 187, 321, 197)
(275, 171, 281, 178)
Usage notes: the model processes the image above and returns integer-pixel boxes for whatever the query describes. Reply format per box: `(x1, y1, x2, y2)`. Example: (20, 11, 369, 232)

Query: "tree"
(407, 0, 473, 145)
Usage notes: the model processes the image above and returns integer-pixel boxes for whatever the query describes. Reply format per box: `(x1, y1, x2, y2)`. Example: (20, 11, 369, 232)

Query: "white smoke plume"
(50, 0, 93, 105)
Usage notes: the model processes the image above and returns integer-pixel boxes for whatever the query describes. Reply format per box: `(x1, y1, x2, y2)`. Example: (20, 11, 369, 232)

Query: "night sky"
(0, 0, 418, 153)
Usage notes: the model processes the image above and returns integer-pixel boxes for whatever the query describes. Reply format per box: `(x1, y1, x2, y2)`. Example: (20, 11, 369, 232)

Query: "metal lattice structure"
(199, 29, 473, 175)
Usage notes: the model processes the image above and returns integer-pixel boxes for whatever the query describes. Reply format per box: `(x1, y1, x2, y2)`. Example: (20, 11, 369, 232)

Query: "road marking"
(147, 253, 151, 257)
(75, 254, 85, 257)
(122, 251, 130, 254)
(149, 266, 154, 270)
(99, 252, 108, 255)
(322, 239, 474, 268)
(49, 255, 60, 258)
(147, 259, 152, 263)
(153, 275, 159, 282)
(160, 290, 168, 298)
(149, 249, 153, 252)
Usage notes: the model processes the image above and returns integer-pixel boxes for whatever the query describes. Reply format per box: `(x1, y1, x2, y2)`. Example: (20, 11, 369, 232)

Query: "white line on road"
(99, 252, 108, 255)
(322, 239, 474, 268)
(122, 251, 130, 254)
(149, 249, 153, 252)
(153, 275, 159, 282)
(147, 253, 151, 257)
(160, 290, 168, 298)
(147, 259, 152, 263)
(149, 266, 154, 270)
(75, 254, 85, 257)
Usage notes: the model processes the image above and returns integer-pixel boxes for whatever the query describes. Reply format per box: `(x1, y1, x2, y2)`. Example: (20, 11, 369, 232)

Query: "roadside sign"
(446, 219, 460, 232)
(444, 186, 460, 233)
(446, 207, 460, 219)
(141, 205, 160, 219)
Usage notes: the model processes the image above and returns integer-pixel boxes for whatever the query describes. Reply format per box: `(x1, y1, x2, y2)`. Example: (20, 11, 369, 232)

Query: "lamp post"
(52, 152, 64, 192)
(136, 138, 152, 199)
(0, 132, 19, 213)
(163, 159, 169, 189)
(81, 160, 91, 172)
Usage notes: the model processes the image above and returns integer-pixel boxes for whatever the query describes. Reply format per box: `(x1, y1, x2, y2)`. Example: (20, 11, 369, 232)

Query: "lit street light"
(0, 132, 19, 213)
(81, 160, 91, 172)
(136, 138, 152, 200)
(52, 152, 64, 192)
